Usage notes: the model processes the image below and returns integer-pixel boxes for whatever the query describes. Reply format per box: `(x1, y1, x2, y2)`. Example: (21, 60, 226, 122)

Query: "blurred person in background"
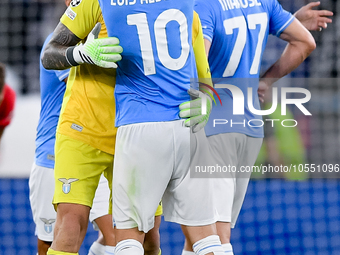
(28, 1, 115, 255)
(254, 86, 308, 180)
(0, 63, 16, 143)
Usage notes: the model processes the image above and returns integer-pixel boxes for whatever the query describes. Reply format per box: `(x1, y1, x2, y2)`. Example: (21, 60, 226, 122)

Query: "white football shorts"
(112, 120, 218, 232)
(208, 133, 263, 227)
(29, 163, 111, 241)
(29, 163, 56, 242)
(90, 174, 111, 230)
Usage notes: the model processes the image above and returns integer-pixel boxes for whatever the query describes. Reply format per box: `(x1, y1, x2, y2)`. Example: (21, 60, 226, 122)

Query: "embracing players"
(42, 0, 221, 255)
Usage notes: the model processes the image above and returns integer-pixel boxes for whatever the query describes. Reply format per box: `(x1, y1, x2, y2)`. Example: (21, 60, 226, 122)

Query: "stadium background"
(0, 0, 339, 254)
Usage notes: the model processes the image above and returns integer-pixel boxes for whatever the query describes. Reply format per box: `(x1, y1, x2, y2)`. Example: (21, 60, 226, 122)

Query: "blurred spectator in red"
(0, 63, 16, 142)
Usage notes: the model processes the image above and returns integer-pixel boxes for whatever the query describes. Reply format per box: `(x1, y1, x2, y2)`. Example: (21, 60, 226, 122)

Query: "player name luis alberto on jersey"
(111, 0, 163, 6)
(219, 0, 262, 11)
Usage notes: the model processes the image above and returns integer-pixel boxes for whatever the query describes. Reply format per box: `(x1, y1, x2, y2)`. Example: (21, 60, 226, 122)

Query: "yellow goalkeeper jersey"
(58, 0, 210, 155)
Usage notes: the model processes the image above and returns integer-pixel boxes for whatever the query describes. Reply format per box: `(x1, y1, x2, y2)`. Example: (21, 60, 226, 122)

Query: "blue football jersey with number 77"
(98, 0, 198, 127)
(195, 0, 294, 137)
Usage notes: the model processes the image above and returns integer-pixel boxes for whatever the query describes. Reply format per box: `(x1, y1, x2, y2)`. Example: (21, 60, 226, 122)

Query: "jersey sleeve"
(194, 0, 215, 42)
(268, 0, 295, 37)
(60, 0, 102, 39)
(55, 69, 70, 82)
(192, 12, 212, 80)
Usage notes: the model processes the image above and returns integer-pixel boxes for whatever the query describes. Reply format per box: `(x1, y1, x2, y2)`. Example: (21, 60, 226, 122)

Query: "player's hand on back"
(179, 88, 212, 133)
(294, 1, 333, 31)
(66, 23, 123, 68)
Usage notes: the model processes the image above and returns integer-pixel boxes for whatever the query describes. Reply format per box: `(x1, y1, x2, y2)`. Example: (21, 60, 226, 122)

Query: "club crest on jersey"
(70, 0, 82, 7)
(40, 218, 55, 234)
(58, 178, 79, 194)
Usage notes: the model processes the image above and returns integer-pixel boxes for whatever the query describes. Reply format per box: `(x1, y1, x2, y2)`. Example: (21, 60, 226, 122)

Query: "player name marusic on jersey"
(111, 0, 162, 6)
(219, 0, 261, 11)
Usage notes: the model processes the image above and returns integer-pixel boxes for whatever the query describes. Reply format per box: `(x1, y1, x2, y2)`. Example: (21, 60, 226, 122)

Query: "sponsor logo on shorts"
(40, 218, 55, 234)
(70, 0, 82, 7)
(58, 178, 79, 194)
(65, 7, 77, 20)
(71, 123, 83, 132)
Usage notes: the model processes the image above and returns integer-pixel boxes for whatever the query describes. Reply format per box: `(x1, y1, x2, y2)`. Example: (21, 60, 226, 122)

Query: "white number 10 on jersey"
(127, 9, 190, 76)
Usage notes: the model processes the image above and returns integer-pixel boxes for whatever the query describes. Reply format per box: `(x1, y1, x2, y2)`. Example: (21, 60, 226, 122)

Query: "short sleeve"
(55, 69, 70, 82)
(269, 0, 295, 37)
(60, 0, 102, 39)
(194, 0, 216, 42)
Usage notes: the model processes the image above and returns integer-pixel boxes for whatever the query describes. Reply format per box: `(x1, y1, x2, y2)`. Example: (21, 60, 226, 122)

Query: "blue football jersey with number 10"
(98, 0, 197, 127)
(195, 0, 294, 137)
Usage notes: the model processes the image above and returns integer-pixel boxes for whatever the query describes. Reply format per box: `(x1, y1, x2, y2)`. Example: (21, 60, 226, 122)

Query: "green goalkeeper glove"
(66, 23, 123, 68)
(179, 88, 212, 133)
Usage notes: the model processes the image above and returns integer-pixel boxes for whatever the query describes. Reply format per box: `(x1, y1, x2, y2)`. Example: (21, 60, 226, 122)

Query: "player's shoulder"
(257, 0, 280, 13)
(68, 0, 100, 11)
(61, 0, 101, 39)
(195, 0, 222, 21)
(64, 0, 100, 20)
(195, 0, 219, 10)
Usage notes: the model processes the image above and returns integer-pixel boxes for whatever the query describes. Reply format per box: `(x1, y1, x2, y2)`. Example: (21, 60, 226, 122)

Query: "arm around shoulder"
(42, 22, 122, 70)
(41, 22, 82, 70)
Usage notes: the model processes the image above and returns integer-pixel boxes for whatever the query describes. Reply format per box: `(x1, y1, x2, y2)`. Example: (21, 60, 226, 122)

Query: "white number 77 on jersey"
(223, 12, 268, 77)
